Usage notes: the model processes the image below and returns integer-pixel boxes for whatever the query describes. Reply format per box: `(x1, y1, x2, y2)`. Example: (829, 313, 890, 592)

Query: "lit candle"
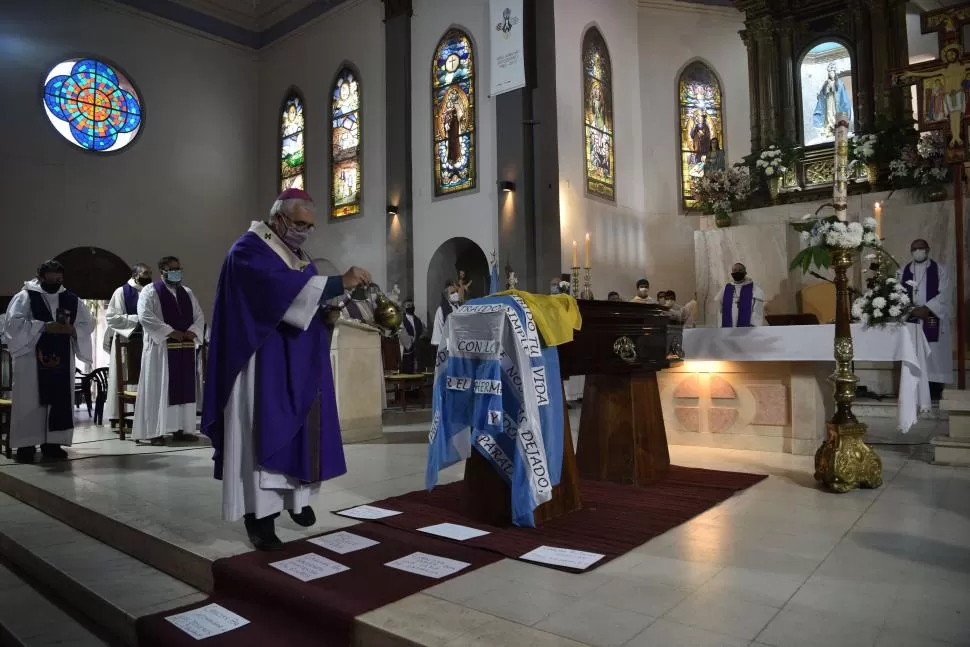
(874, 202, 882, 238)
(584, 233, 591, 268)
(572, 240, 578, 268)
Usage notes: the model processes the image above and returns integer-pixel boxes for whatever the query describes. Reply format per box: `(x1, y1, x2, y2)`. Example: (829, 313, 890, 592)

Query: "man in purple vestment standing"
(202, 188, 371, 551)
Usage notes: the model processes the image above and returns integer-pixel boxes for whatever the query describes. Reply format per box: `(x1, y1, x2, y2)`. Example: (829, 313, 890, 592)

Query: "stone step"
(853, 398, 948, 421)
(0, 492, 206, 646)
(0, 560, 112, 647)
(931, 434, 970, 466)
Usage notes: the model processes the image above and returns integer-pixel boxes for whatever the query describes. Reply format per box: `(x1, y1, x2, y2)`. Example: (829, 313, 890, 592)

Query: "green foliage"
(789, 245, 833, 273)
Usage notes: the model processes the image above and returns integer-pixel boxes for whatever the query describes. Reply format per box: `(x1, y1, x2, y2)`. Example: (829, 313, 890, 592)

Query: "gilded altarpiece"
(732, 0, 911, 192)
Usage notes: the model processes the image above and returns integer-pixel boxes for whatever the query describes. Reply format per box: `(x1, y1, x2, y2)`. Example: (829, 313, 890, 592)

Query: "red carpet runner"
(136, 523, 502, 647)
(336, 466, 767, 573)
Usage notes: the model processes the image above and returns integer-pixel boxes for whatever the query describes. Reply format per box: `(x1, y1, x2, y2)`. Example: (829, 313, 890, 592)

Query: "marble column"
(741, 29, 762, 152)
(384, 0, 413, 299)
(777, 20, 796, 143)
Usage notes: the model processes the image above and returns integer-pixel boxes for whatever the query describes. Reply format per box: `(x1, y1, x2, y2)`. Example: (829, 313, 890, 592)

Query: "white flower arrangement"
(693, 166, 752, 217)
(852, 276, 913, 328)
(790, 213, 883, 272)
(755, 145, 787, 178)
(850, 133, 878, 162)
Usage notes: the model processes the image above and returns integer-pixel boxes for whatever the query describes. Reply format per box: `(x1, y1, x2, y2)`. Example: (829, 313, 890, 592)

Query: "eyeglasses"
(280, 213, 315, 233)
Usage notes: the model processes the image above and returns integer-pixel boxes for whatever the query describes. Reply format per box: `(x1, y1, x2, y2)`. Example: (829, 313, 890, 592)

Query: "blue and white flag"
(426, 295, 564, 527)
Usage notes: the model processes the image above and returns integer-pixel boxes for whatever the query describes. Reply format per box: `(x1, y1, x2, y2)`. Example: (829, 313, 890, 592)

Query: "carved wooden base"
(576, 372, 670, 485)
(463, 385, 582, 527)
(814, 421, 883, 493)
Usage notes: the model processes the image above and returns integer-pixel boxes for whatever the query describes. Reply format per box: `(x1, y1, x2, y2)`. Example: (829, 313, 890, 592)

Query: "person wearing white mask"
(717, 263, 765, 327)
(898, 239, 951, 400)
(431, 280, 460, 350)
(630, 279, 655, 304)
(549, 274, 571, 295)
(132, 256, 205, 445)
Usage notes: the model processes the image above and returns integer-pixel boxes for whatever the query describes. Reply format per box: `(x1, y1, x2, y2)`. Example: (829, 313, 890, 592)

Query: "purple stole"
(902, 260, 941, 343)
(122, 283, 139, 314)
(401, 314, 423, 374)
(153, 280, 196, 406)
(344, 298, 364, 321)
(27, 290, 79, 432)
(722, 282, 754, 327)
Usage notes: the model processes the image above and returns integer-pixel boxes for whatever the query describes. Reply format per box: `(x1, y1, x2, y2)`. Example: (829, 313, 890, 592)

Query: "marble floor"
(0, 414, 968, 646)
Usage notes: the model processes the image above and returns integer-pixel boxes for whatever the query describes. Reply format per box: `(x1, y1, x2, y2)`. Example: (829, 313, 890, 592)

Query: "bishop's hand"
(342, 266, 372, 290)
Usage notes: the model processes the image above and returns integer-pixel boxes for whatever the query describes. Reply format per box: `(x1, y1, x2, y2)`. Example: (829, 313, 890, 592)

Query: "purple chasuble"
(122, 283, 139, 314)
(902, 260, 941, 343)
(721, 282, 754, 327)
(26, 290, 79, 432)
(202, 231, 346, 483)
(153, 280, 197, 406)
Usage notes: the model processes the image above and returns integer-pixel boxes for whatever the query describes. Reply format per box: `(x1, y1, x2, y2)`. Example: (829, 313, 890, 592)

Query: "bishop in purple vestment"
(202, 188, 372, 551)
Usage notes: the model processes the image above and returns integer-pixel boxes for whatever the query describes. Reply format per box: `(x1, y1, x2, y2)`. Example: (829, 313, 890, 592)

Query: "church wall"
(411, 0, 498, 321)
(636, 2, 750, 303)
(256, 0, 388, 290)
(0, 0, 259, 314)
(554, 0, 648, 299)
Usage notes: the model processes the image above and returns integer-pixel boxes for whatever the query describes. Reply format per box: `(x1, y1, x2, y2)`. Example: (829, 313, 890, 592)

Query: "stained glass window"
(583, 28, 614, 201)
(43, 58, 142, 152)
(432, 29, 476, 196)
(331, 68, 361, 218)
(280, 89, 305, 192)
(679, 61, 724, 210)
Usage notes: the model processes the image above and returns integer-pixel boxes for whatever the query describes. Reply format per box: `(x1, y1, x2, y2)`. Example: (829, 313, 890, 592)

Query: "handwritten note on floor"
(309, 531, 379, 554)
(339, 504, 402, 520)
(519, 545, 604, 570)
(385, 552, 470, 579)
(269, 553, 349, 582)
(165, 603, 249, 640)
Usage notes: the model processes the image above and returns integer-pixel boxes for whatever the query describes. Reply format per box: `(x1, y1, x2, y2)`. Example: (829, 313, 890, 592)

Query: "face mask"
(664, 300, 674, 307)
(912, 249, 928, 263)
(405, 306, 415, 314)
(137, 277, 152, 286)
(731, 272, 746, 283)
(550, 285, 559, 294)
(165, 270, 183, 284)
(448, 292, 461, 304)
(40, 281, 61, 294)
(638, 288, 649, 297)
(351, 287, 367, 300)
(277, 215, 311, 249)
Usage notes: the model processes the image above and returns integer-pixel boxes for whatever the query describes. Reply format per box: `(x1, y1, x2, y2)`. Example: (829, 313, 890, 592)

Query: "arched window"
(280, 89, 305, 191)
(679, 61, 724, 210)
(43, 57, 142, 152)
(582, 27, 614, 201)
(799, 41, 853, 146)
(432, 28, 476, 196)
(331, 67, 362, 218)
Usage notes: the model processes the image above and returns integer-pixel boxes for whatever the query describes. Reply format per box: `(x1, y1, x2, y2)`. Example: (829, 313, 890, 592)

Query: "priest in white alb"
(103, 263, 152, 425)
(3, 260, 94, 463)
(132, 256, 205, 445)
(202, 188, 371, 551)
(717, 262, 766, 327)
(898, 239, 951, 401)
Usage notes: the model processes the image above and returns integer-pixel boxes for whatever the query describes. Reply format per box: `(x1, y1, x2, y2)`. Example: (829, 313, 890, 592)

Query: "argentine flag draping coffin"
(426, 295, 564, 527)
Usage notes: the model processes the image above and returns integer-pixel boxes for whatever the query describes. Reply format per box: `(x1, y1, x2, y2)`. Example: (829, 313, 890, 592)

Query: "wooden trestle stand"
(463, 300, 678, 527)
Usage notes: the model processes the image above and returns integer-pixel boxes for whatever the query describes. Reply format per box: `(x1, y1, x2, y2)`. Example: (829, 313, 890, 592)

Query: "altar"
(658, 323, 931, 455)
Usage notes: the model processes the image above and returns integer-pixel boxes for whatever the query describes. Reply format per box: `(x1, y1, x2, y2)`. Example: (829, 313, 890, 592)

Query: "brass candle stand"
(570, 266, 581, 299)
(814, 248, 883, 493)
(580, 267, 594, 300)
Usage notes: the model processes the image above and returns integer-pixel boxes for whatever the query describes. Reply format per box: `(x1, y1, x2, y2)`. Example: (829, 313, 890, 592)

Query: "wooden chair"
(114, 335, 142, 439)
(0, 345, 12, 458)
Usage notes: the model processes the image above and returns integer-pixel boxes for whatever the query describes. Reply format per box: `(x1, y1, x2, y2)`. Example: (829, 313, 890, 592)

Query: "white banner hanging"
(489, 0, 526, 96)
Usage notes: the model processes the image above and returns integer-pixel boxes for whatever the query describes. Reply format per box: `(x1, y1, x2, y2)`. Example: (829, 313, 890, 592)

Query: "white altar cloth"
(683, 324, 932, 432)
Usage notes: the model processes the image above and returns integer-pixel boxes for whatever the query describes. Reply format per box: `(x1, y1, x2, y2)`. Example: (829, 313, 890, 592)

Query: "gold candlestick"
(814, 248, 883, 493)
(571, 267, 581, 299)
(580, 267, 594, 300)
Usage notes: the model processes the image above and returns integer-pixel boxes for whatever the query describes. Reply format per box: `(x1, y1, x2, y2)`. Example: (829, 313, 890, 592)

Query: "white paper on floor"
(384, 552, 471, 579)
(418, 522, 490, 541)
(519, 545, 604, 570)
(308, 531, 379, 554)
(339, 504, 402, 520)
(165, 603, 250, 640)
(269, 553, 349, 582)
